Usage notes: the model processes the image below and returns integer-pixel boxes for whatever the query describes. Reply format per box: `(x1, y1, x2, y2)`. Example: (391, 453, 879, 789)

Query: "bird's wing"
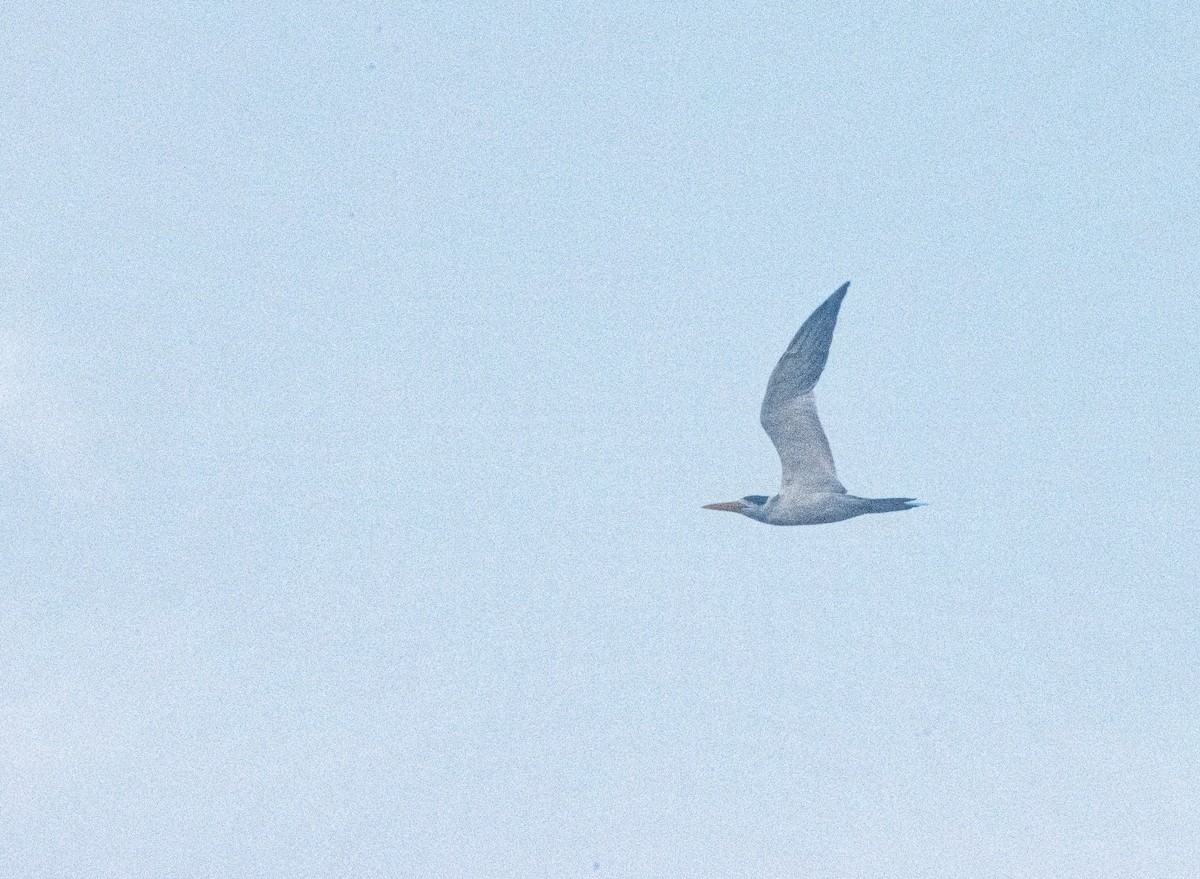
(759, 283, 849, 495)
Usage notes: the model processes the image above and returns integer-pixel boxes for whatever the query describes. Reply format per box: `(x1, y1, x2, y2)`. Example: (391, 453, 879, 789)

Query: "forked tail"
(865, 497, 925, 514)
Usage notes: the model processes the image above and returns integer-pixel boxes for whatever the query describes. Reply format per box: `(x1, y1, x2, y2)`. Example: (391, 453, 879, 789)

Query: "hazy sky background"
(2, 3, 1199, 876)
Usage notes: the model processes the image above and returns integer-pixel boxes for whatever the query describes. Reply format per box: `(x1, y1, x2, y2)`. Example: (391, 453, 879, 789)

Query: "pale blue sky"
(2, 3, 1198, 877)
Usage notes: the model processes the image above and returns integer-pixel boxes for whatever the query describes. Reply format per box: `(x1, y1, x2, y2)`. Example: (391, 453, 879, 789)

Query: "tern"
(704, 282, 922, 525)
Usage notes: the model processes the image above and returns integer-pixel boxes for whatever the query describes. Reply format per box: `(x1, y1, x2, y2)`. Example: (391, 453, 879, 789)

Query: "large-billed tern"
(704, 282, 923, 525)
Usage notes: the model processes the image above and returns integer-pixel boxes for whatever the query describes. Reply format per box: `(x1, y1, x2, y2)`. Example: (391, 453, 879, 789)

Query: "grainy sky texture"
(3, 3, 1199, 877)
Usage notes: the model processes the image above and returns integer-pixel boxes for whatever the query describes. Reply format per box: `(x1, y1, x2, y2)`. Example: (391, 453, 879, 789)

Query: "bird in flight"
(704, 282, 923, 526)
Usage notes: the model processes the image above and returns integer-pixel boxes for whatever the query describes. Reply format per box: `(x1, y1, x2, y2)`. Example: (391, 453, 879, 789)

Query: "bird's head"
(703, 495, 770, 520)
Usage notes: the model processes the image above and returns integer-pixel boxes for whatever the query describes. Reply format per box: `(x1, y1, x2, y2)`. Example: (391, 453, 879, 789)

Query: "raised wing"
(759, 283, 849, 494)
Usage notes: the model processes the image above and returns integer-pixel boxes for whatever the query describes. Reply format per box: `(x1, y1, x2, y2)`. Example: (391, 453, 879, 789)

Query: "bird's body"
(704, 282, 922, 526)
(738, 492, 916, 526)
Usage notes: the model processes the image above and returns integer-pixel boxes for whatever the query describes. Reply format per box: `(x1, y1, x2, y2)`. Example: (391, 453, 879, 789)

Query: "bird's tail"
(864, 497, 925, 514)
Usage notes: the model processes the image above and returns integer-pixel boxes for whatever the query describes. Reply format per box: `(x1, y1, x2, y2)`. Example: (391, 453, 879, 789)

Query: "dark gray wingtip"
(765, 282, 853, 397)
(810, 282, 850, 330)
(825, 281, 850, 312)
